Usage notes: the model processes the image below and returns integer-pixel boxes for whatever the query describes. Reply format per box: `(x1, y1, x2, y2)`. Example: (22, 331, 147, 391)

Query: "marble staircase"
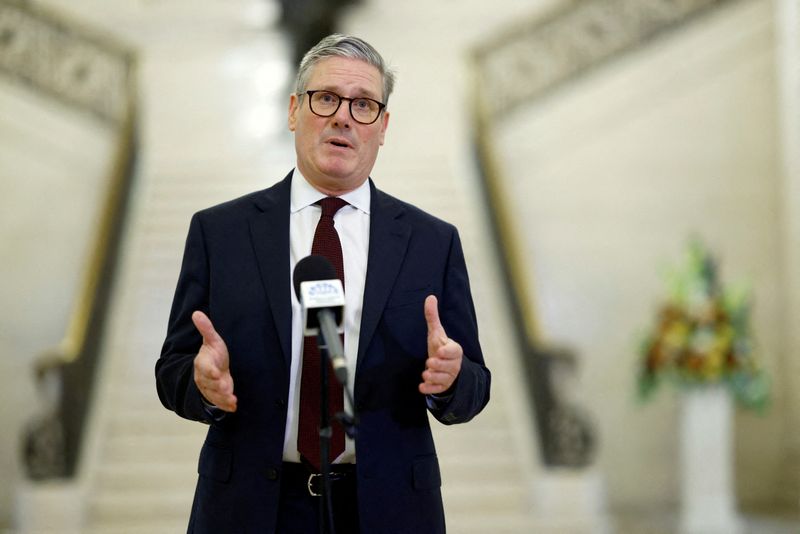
(70, 2, 541, 533)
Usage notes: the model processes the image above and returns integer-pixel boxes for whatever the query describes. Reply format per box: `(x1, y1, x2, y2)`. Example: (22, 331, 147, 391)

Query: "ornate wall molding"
(474, 0, 731, 119)
(0, 0, 134, 124)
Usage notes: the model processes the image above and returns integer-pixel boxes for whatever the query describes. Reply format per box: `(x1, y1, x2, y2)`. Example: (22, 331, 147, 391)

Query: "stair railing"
(0, 0, 138, 479)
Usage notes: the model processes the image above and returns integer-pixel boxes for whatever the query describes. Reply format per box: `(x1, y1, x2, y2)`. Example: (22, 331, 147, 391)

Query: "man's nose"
(331, 101, 351, 128)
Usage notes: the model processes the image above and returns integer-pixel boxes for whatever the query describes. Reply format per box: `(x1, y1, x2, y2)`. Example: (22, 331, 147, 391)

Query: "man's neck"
(298, 170, 368, 197)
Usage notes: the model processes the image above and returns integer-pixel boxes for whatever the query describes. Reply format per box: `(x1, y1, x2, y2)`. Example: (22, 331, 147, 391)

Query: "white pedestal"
(14, 479, 86, 534)
(530, 468, 612, 534)
(679, 386, 742, 534)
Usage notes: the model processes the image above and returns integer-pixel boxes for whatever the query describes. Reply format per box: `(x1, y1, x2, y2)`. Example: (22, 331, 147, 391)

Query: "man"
(156, 34, 490, 534)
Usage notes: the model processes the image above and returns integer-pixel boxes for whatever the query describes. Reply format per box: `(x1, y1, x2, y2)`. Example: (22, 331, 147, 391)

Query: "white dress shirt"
(282, 169, 370, 464)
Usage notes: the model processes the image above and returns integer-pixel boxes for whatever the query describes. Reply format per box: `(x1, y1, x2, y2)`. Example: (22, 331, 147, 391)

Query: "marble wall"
(494, 0, 792, 509)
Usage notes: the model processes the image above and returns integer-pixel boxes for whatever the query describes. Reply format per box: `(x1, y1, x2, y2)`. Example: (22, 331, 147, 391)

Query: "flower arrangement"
(637, 240, 769, 411)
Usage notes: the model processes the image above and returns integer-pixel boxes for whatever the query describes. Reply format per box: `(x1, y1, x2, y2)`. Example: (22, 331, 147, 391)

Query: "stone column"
(774, 0, 800, 507)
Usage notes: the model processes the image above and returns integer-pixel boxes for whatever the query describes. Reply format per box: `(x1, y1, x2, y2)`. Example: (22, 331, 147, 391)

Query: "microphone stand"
(317, 335, 359, 534)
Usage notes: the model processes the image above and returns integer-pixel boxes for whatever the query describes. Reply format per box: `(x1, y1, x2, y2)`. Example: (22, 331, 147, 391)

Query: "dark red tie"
(298, 197, 348, 470)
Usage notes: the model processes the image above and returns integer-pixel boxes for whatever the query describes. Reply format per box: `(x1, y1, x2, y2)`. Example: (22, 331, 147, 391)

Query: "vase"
(679, 385, 742, 534)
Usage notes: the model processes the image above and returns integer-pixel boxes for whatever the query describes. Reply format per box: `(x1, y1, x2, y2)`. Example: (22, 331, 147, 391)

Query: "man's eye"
(319, 93, 338, 104)
(353, 99, 371, 110)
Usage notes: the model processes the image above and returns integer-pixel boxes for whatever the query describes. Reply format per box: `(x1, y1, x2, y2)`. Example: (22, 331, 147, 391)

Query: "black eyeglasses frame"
(302, 90, 386, 125)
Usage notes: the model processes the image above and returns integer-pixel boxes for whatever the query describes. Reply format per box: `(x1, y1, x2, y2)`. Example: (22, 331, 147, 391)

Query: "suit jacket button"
(265, 467, 278, 480)
(275, 399, 286, 408)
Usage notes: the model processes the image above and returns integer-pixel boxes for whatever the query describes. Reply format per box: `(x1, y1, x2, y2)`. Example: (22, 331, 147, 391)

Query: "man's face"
(288, 57, 390, 194)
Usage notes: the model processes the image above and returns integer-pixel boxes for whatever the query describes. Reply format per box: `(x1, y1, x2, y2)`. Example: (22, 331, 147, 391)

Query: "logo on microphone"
(308, 282, 339, 297)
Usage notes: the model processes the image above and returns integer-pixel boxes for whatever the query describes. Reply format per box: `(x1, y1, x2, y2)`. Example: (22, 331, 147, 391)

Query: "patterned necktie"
(297, 197, 348, 470)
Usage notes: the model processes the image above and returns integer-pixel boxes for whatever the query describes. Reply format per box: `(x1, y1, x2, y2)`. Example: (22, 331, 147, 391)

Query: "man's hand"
(419, 295, 463, 396)
(192, 311, 237, 412)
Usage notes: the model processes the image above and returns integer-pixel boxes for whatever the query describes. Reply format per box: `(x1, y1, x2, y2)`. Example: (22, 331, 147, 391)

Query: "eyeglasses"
(302, 90, 386, 125)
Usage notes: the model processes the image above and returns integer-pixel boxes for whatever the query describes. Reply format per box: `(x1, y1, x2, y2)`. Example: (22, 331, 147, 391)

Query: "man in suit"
(156, 34, 490, 534)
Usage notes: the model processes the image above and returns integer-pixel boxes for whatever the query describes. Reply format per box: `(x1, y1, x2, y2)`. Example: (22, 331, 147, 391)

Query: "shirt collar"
(290, 168, 371, 215)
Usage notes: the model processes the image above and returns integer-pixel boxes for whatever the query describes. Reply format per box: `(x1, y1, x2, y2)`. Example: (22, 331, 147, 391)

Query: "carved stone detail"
(0, 1, 133, 124)
(475, 0, 726, 118)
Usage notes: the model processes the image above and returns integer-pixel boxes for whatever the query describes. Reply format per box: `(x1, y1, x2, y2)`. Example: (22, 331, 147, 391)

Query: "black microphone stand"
(317, 335, 359, 534)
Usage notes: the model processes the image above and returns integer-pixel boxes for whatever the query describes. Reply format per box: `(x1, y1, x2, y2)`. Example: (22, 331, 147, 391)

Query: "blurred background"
(0, 0, 798, 532)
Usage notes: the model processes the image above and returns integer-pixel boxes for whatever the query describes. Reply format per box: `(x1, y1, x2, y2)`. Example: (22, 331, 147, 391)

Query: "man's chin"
(309, 169, 368, 194)
(318, 163, 360, 182)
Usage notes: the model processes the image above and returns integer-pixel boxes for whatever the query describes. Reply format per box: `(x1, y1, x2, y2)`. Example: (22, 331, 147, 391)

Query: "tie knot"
(318, 197, 349, 217)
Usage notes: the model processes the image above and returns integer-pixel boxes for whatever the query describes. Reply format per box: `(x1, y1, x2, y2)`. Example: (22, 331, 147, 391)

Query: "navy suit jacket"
(156, 173, 491, 534)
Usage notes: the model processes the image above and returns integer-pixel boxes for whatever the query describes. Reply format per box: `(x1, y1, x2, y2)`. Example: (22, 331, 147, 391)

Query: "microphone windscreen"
(293, 255, 337, 300)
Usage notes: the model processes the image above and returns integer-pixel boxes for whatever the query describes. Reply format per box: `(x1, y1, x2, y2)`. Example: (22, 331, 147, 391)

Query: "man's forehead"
(307, 57, 383, 98)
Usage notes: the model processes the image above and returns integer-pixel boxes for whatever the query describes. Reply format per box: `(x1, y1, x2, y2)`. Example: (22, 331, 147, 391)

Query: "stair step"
(84, 519, 190, 534)
(93, 462, 198, 492)
(443, 482, 528, 515)
(440, 460, 522, 487)
(87, 492, 192, 524)
(434, 429, 515, 456)
(101, 434, 204, 464)
(446, 514, 538, 534)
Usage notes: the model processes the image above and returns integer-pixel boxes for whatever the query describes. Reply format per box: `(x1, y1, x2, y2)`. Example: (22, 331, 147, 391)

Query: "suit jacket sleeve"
(426, 228, 491, 425)
(155, 212, 216, 424)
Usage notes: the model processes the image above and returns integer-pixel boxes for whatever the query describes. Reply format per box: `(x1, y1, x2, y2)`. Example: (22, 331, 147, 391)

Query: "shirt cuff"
(425, 391, 454, 409)
(201, 396, 227, 422)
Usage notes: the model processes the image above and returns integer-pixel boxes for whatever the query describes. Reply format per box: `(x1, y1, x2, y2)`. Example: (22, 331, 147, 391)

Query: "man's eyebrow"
(317, 85, 381, 100)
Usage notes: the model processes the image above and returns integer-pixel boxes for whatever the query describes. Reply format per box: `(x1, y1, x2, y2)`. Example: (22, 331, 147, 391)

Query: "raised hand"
(419, 295, 463, 396)
(192, 311, 237, 412)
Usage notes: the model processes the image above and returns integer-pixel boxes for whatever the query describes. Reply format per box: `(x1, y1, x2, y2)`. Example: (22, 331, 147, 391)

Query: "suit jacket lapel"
(249, 172, 293, 368)
(357, 181, 411, 373)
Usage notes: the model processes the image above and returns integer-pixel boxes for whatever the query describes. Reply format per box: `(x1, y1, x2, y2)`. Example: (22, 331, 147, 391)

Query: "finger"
(418, 382, 451, 395)
(206, 391, 238, 412)
(218, 396, 237, 412)
(421, 368, 454, 386)
(424, 295, 447, 344)
(425, 354, 458, 371)
(204, 389, 238, 412)
(435, 340, 463, 361)
(425, 358, 460, 377)
(198, 375, 238, 411)
(198, 374, 229, 394)
(220, 393, 238, 412)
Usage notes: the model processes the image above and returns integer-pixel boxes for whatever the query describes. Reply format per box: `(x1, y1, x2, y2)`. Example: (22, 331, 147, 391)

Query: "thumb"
(424, 295, 446, 343)
(192, 311, 225, 352)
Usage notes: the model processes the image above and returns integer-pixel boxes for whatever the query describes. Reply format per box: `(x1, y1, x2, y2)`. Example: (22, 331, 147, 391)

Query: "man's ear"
(379, 110, 390, 146)
(288, 93, 299, 131)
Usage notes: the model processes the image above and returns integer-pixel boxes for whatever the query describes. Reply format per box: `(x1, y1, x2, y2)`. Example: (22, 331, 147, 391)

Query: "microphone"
(293, 255, 348, 384)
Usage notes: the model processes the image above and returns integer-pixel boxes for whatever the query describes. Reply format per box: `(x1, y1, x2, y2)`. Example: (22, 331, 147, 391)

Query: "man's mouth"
(327, 138, 352, 149)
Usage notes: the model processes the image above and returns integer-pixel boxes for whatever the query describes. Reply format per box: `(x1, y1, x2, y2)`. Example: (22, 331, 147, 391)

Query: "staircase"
(75, 2, 540, 533)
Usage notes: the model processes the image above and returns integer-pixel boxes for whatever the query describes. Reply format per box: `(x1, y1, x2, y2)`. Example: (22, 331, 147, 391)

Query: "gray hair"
(295, 34, 396, 105)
